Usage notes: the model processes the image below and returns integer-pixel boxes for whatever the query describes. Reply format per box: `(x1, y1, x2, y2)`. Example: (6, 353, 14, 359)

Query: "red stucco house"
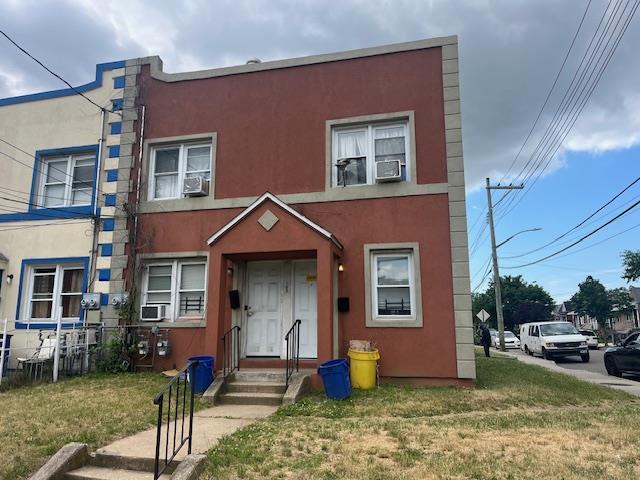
(119, 36, 475, 386)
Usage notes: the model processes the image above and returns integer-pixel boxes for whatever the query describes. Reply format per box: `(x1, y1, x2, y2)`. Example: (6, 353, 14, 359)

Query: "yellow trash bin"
(347, 348, 380, 389)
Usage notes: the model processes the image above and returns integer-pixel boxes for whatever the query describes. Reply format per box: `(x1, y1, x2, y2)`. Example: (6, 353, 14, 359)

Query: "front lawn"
(0, 373, 167, 479)
(204, 354, 640, 479)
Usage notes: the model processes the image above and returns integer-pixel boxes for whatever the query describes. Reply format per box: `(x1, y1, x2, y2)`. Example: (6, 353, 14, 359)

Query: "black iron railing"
(285, 319, 302, 388)
(153, 360, 197, 479)
(221, 325, 241, 378)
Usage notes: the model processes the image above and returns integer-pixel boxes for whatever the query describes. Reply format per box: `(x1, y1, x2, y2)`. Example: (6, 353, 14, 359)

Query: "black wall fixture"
(337, 297, 350, 313)
(229, 290, 241, 309)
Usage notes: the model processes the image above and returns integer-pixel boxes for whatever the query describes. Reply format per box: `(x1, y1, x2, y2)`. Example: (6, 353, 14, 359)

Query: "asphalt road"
(506, 346, 640, 381)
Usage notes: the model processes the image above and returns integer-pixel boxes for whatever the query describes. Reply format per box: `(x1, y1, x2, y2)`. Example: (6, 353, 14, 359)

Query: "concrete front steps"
(218, 370, 288, 406)
(63, 451, 176, 479)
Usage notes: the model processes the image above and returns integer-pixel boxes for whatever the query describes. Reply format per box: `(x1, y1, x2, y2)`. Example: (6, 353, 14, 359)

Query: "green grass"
(0, 373, 168, 480)
(202, 354, 640, 480)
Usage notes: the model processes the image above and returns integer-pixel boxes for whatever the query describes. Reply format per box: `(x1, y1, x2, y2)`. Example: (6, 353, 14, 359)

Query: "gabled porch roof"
(206, 192, 343, 249)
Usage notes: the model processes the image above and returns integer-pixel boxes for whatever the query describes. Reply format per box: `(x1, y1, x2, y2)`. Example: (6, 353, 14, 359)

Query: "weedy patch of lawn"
(202, 353, 640, 479)
(0, 373, 168, 480)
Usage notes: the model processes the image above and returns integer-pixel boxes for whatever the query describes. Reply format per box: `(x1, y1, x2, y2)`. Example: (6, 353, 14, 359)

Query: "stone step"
(90, 451, 177, 473)
(231, 370, 286, 383)
(219, 391, 284, 406)
(226, 381, 287, 394)
(64, 466, 171, 480)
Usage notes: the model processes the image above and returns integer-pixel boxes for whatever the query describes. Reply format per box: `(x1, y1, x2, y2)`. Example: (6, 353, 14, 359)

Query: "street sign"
(476, 309, 490, 322)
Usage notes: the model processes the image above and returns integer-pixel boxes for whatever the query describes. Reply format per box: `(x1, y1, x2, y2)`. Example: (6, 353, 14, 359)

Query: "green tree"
(621, 250, 640, 282)
(607, 287, 634, 312)
(570, 276, 612, 329)
(472, 275, 554, 332)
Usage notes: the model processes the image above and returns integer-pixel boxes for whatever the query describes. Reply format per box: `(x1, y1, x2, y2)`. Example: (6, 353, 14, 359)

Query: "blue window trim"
(106, 169, 118, 182)
(110, 122, 122, 135)
(113, 76, 125, 89)
(102, 218, 115, 231)
(15, 257, 90, 330)
(104, 194, 116, 207)
(0, 61, 125, 106)
(100, 244, 113, 257)
(108, 145, 120, 158)
(0, 145, 101, 224)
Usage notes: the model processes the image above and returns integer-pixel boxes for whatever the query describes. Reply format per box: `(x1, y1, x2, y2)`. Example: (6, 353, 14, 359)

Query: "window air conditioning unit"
(375, 160, 402, 183)
(182, 177, 209, 197)
(140, 304, 166, 322)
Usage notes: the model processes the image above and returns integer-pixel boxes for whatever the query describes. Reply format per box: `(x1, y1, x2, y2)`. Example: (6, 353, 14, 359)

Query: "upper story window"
(39, 153, 95, 207)
(332, 121, 409, 187)
(142, 258, 207, 320)
(26, 263, 84, 322)
(149, 143, 212, 200)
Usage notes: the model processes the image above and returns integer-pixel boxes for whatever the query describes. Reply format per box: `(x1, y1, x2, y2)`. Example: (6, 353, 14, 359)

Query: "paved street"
(504, 347, 640, 382)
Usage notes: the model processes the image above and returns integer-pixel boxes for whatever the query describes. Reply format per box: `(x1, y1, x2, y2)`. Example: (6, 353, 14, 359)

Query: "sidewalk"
(98, 404, 277, 462)
(495, 348, 640, 397)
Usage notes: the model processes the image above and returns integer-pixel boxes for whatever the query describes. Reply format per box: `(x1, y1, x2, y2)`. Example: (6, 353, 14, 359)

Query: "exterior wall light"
(338, 263, 344, 272)
(6, 274, 13, 285)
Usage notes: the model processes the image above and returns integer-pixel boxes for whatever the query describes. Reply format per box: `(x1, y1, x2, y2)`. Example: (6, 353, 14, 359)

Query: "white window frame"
(141, 259, 207, 321)
(25, 264, 85, 323)
(371, 252, 416, 320)
(148, 143, 212, 201)
(363, 243, 423, 328)
(38, 153, 96, 208)
(331, 121, 410, 187)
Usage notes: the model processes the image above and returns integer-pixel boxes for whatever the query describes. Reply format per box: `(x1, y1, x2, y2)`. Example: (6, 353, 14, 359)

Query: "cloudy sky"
(1, 0, 639, 300)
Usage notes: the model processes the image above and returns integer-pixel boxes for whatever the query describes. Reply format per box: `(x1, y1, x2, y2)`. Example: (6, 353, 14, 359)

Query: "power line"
(0, 220, 91, 232)
(502, 197, 640, 268)
(498, 0, 639, 219)
(0, 28, 112, 114)
(501, 175, 640, 259)
(495, 0, 638, 218)
(497, 0, 594, 184)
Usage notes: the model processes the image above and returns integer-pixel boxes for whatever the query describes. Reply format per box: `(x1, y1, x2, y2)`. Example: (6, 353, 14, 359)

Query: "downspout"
(88, 108, 107, 304)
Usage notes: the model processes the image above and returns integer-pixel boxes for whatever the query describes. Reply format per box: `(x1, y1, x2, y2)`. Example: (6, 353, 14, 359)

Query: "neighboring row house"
(0, 62, 129, 369)
(1, 36, 476, 385)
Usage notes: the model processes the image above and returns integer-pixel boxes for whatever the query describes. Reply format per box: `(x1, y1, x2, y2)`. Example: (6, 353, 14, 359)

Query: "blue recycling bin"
(318, 358, 352, 400)
(0, 334, 12, 378)
(188, 355, 215, 394)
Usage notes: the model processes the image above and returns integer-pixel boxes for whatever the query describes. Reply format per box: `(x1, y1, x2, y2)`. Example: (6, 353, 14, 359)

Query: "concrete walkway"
(496, 349, 640, 397)
(98, 404, 277, 462)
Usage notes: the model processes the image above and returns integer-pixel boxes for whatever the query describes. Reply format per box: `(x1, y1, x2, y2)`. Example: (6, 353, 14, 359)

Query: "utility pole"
(485, 178, 524, 351)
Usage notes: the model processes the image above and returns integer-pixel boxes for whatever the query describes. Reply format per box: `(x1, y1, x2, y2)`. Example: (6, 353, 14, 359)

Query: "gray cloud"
(1, 0, 638, 189)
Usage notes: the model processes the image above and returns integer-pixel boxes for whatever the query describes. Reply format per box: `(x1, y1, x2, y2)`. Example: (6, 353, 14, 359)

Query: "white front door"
(246, 261, 283, 357)
(293, 260, 318, 358)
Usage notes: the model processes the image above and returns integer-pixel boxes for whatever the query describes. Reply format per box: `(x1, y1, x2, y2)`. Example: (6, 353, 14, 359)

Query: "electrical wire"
(501, 197, 640, 268)
(494, 0, 638, 219)
(501, 175, 640, 259)
(497, 0, 594, 185)
(0, 28, 114, 114)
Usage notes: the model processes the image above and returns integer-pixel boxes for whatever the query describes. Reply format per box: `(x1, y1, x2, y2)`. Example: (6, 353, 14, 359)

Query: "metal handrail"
(221, 325, 241, 378)
(285, 319, 302, 389)
(153, 360, 197, 479)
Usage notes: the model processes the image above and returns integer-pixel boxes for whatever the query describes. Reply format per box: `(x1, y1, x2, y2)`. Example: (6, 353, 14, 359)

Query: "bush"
(95, 332, 134, 373)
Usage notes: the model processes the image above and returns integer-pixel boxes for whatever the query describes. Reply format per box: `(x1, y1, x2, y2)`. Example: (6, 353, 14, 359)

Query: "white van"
(520, 321, 589, 362)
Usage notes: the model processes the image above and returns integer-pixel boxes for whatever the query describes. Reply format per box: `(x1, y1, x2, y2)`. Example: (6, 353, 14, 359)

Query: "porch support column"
(206, 250, 228, 360)
(316, 244, 334, 364)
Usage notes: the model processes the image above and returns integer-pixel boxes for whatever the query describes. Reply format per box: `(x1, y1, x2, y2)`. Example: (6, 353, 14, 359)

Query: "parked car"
(604, 331, 640, 377)
(520, 321, 589, 362)
(578, 330, 599, 349)
(492, 330, 521, 349)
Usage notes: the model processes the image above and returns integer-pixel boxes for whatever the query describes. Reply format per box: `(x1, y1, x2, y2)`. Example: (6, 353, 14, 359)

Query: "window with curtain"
(150, 143, 212, 200)
(143, 259, 207, 320)
(372, 252, 415, 318)
(40, 153, 95, 207)
(332, 121, 408, 187)
(27, 264, 85, 322)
